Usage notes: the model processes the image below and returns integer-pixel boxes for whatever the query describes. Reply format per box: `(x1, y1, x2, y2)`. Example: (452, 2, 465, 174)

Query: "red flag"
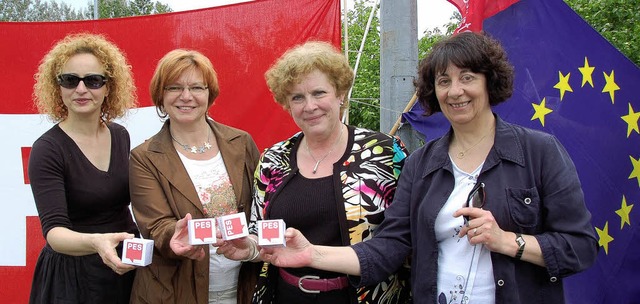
(0, 0, 341, 301)
(447, 0, 519, 33)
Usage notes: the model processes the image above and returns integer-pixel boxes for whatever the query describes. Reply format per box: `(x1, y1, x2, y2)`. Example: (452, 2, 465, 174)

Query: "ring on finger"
(473, 228, 478, 235)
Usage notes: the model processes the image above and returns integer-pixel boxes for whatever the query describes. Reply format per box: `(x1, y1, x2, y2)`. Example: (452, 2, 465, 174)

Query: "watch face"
(516, 236, 526, 247)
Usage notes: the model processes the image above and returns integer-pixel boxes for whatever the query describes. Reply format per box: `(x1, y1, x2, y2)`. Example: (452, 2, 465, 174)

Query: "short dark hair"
(415, 32, 514, 115)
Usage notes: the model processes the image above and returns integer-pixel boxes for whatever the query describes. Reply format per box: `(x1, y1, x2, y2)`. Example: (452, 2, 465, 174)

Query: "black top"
(28, 122, 138, 304)
(29, 123, 137, 237)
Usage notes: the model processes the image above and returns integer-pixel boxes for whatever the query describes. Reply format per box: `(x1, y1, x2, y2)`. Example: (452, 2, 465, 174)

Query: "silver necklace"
(304, 125, 344, 174)
(171, 127, 212, 154)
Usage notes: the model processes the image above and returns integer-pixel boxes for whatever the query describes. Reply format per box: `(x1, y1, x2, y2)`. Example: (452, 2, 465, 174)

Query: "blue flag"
(405, 0, 640, 302)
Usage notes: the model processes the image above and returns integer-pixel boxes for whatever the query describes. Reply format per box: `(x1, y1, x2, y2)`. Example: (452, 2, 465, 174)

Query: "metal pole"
(346, 0, 379, 104)
(380, 0, 421, 152)
(94, 0, 98, 19)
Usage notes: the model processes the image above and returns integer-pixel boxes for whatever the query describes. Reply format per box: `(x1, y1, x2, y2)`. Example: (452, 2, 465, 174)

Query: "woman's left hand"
(454, 207, 508, 253)
(215, 236, 258, 261)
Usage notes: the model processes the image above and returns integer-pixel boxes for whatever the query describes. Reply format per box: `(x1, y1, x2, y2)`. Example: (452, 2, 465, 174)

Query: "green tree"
(345, 0, 381, 131)
(85, 0, 172, 19)
(86, 0, 172, 19)
(0, 0, 82, 21)
(0, 0, 172, 21)
(564, 0, 640, 66)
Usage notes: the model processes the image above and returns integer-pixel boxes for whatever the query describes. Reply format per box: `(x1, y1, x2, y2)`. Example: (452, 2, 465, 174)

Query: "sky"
(58, 0, 457, 34)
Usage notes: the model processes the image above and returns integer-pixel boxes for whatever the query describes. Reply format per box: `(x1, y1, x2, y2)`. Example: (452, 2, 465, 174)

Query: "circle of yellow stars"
(530, 56, 634, 255)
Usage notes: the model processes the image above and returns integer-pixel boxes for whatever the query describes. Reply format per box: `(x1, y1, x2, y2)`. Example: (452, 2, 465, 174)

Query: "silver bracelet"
(240, 237, 259, 262)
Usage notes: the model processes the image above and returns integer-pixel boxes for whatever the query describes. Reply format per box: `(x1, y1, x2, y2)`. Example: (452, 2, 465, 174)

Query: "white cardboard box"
(188, 218, 217, 245)
(217, 212, 249, 240)
(122, 238, 154, 266)
(257, 219, 286, 247)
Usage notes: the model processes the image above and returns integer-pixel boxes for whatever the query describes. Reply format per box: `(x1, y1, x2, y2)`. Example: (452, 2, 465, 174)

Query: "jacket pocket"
(506, 187, 540, 228)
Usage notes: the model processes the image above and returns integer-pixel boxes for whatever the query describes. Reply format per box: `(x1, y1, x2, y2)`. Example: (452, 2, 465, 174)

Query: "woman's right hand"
(170, 213, 206, 260)
(91, 232, 137, 275)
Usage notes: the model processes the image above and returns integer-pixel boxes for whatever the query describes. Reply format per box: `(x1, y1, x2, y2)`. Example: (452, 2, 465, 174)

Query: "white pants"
(208, 286, 237, 304)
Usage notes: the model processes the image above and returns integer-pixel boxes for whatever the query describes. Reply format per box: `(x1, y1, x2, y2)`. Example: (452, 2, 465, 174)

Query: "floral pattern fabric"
(249, 125, 412, 304)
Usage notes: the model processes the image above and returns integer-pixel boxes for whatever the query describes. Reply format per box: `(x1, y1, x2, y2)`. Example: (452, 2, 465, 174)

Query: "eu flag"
(405, 0, 640, 302)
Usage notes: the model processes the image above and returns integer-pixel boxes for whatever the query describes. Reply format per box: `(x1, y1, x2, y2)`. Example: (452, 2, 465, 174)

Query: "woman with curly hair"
(256, 32, 598, 304)
(216, 41, 412, 304)
(28, 33, 138, 304)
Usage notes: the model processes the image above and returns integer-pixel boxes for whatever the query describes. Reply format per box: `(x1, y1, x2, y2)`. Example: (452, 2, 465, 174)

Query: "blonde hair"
(265, 41, 353, 114)
(149, 49, 220, 118)
(33, 33, 137, 122)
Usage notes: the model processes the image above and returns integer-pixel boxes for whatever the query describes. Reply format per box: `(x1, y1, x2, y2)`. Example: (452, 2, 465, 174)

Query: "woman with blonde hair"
(29, 32, 138, 304)
(216, 41, 412, 304)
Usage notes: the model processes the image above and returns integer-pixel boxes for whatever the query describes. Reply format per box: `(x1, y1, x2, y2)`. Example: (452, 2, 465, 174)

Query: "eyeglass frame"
(463, 182, 486, 225)
(163, 85, 209, 95)
(57, 74, 108, 90)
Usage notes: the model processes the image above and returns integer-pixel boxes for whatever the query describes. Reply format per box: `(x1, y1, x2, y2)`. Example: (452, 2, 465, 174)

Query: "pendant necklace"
(305, 125, 344, 174)
(456, 126, 494, 159)
(171, 127, 212, 154)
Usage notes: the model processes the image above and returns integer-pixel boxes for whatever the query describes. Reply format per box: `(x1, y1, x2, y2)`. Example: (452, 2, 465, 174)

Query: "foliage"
(345, 0, 381, 131)
(0, 0, 172, 21)
(418, 11, 460, 60)
(0, 0, 83, 21)
(86, 0, 172, 19)
(564, 0, 640, 66)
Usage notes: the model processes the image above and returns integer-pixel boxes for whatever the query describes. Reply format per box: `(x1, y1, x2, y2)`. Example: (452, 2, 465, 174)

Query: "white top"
(435, 158, 495, 304)
(178, 151, 241, 292)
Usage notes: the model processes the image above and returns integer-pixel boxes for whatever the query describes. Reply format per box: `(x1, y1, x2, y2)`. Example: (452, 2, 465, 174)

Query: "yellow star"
(621, 103, 640, 137)
(629, 155, 640, 187)
(615, 195, 634, 229)
(553, 71, 573, 101)
(602, 70, 620, 104)
(531, 97, 553, 127)
(595, 221, 614, 255)
(578, 57, 595, 88)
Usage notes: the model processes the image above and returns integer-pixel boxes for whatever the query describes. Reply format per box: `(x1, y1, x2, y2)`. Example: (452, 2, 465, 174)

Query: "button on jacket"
(353, 115, 598, 304)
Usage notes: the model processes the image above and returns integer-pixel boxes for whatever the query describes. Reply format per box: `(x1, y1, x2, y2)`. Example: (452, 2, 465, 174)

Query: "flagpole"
(389, 92, 417, 136)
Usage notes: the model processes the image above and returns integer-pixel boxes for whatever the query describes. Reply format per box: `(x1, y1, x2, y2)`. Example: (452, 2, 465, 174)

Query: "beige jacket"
(129, 119, 260, 304)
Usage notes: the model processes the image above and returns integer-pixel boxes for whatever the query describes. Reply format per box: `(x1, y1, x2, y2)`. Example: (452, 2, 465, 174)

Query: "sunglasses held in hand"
(57, 74, 108, 89)
(463, 182, 486, 225)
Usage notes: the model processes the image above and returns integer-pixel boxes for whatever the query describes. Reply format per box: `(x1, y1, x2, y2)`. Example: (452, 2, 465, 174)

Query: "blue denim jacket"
(353, 115, 598, 304)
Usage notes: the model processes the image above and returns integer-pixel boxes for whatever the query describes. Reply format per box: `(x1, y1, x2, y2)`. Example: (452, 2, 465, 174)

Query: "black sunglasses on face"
(463, 182, 486, 224)
(57, 74, 107, 89)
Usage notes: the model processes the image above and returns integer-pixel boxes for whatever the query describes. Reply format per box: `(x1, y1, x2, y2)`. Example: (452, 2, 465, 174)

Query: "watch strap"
(515, 233, 525, 260)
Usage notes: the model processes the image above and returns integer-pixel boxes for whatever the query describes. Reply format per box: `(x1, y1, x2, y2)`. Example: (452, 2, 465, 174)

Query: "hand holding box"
(122, 238, 154, 266)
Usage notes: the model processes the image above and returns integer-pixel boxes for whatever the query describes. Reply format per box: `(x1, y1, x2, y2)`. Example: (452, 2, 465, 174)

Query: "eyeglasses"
(463, 182, 485, 225)
(57, 74, 107, 89)
(164, 85, 208, 95)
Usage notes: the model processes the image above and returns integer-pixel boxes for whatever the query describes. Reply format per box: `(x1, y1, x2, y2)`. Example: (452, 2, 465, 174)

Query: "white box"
(122, 238, 154, 266)
(257, 219, 286, 247)
(188, 218, 217, 245)
(217, 212, 249, 240)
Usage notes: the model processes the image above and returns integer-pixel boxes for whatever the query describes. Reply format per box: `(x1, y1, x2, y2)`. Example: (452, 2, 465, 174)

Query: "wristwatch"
(515, 233, 526, 260)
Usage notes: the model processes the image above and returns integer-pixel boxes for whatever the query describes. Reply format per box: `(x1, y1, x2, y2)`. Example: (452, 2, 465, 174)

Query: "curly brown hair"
(415, 32, 514, 116)
(265, 41, 353, 115)
(33, 33, 136, 122)
(149, 49, 220, 119)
